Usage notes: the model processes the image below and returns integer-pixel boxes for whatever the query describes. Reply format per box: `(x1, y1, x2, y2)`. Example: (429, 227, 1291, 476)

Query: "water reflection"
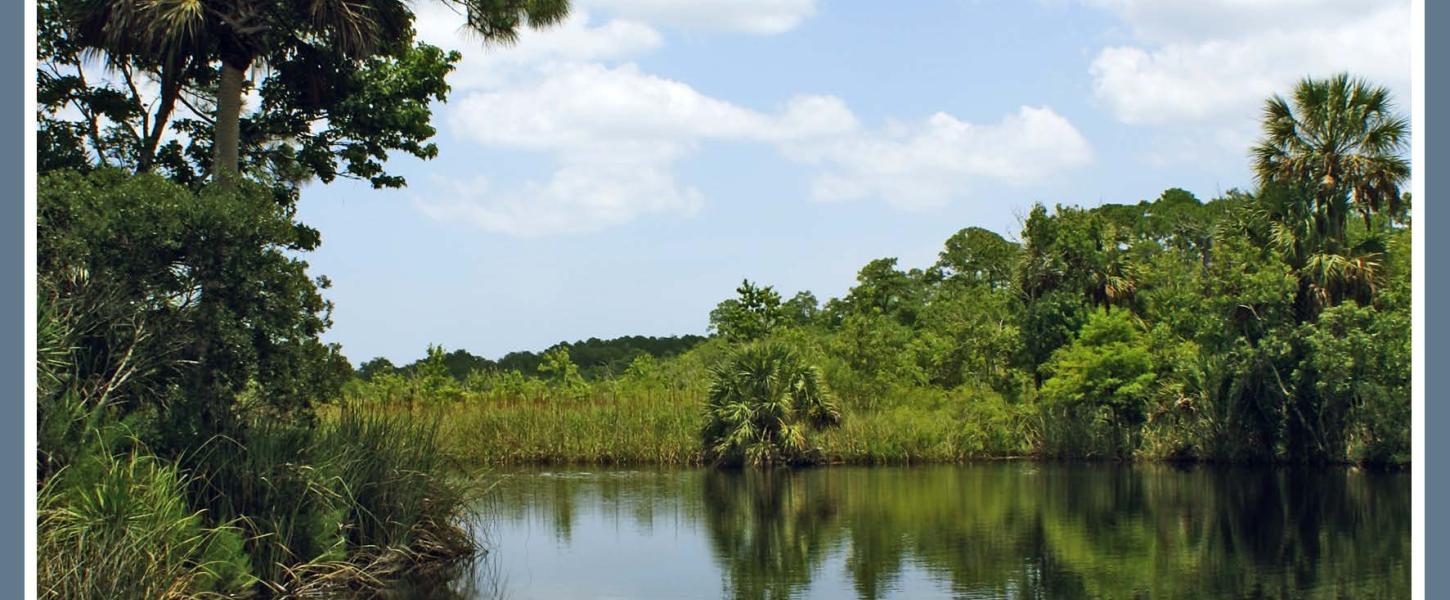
(432, 465, 1406, 599)
(703, 470, 841, 599)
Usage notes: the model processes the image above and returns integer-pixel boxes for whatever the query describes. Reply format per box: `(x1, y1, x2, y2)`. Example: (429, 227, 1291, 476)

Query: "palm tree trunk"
(213, 61, 246, 182)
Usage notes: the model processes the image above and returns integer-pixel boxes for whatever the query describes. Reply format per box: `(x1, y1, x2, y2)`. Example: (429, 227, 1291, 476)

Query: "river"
(377, 463, 1409, 599)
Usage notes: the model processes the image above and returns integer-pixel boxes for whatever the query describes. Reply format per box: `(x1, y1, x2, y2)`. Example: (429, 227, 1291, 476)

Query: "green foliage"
(36, 1, 571, 595)
(782, 291, 822, 326)
(710, 279, 787, 342)
(39, 450, 254, 598)
(1019, 289, 1089, 383)
(1040, 309, 1156, 459)
(537, 346, 586, 389)
(930, 226, 1020, 289)
(357, 356, 399, 381)
(186, 407, 471, 593)
(192, 420, 348, 585)
(1253, 73, 1409, 228)
(825, 312, 926, 404)
(331, 75, 1408, 471)
(832, 258, 927, 326)
(36, 169, 472, 596)
(913, 284, 1023, 394)
(414, 344, 465, 402)
(319, 408, 470, 554)
(357, 334, 708, 384)
(1299, 302, 1410, 464)
(703, 343, 843, 466)
(42, 0, 570, 184)
(39, 170, 348, 453)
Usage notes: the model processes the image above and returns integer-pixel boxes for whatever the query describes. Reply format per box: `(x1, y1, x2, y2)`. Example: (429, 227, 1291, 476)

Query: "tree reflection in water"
(703, 469, 842, 599)
(400, 464, 1407, 600)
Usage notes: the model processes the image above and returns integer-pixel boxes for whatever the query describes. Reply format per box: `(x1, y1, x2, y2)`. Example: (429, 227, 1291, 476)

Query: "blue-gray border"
(7, 3, 1442, 599)
(1428, 1, 1444, 595)
(7, 0, 21, 595)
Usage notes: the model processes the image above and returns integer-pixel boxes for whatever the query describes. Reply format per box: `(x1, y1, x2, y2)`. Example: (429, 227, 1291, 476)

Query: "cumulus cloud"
(786, 107, 1094, 209)
(409, 3, 1092, 235)
(411, 6, 663, 90)
(447, 63, 855, 150)
(1084, 0, 1401, 43)
(1086, 0, 1410, 124)
(407, 0, 816, 92)
(418, 63, 1093, 234)
(415, 168, 703, 237)
(420, 63, 849, 235)
(577, 0, 817, 35)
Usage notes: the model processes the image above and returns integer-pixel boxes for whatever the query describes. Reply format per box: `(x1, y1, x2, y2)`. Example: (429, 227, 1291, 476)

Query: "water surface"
(391, 464, 1408, 599)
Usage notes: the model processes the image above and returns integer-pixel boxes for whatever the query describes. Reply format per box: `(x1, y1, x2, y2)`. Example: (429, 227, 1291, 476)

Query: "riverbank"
(340, 388, 1408, 469)
(358, 393, 1030, 467)
(37, 407, 477, 598)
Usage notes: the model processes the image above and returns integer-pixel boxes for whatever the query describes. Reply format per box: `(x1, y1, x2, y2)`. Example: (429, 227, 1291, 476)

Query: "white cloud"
(412, 7, 663, 90)
(785, 107, 1095, 209)
(1085, 0, 1400, 43)
(447, 63, 855, 150)
(400, 0, 839, 236)
(415, 168, 703, 237)
(1087, 0, 1410, 124)
(422, 63, 848, 235)
(576, 0, 817, 34)
(421, 63, 1092, 234)
(407, 0, 814, 94)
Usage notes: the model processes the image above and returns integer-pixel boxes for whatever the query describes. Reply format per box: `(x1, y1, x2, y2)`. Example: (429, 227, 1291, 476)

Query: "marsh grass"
(352, 381, 1037, 467)
(38, 450, 252, 599)
(431, 389, 705, 465)
(190, 406, 476, 596)
(38, 404, 476, 599)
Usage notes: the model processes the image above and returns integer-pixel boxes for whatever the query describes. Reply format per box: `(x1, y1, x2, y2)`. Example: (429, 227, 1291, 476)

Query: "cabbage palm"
(1253, 184, 1387, 310)
(1252, 73, 1409, 230)
(703, 343, 842, 467)
(62, 0, 569, 181)
(1251, 74, 1408, 312)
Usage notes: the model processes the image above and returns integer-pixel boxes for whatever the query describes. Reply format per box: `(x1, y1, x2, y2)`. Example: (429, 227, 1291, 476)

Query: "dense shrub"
(703, 343, 843, 466)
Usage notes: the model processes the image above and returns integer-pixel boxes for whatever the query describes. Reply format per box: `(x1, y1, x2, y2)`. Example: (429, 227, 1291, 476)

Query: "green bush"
(703, 342, 843, 466)
(1039, 309, 1156, 459)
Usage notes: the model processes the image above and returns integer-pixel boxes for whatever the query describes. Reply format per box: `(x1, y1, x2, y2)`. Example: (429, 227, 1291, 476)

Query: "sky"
(290, 0, 1413, 366)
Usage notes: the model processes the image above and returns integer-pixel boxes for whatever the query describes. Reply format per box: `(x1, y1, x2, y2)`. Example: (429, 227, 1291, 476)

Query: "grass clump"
(39, 450, 252, 599)
(188, 406, 475, 596)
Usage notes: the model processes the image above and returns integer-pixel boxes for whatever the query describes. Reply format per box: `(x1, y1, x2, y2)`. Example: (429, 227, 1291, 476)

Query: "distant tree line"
(358, 334, 710, 382)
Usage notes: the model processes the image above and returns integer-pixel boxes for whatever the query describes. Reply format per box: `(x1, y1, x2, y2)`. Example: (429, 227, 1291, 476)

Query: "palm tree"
(703, 343, 842, 467)
(1248, 75, 1407, 462)
(1250, 74, 1408, 312)
(1252, 74, 1409, 234)
(63, 0, 569, 182)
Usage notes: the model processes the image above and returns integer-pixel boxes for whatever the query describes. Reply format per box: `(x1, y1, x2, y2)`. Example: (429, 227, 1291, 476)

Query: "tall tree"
(51, 0, 569, 182)
(1252, 73, 1410, 230)
(930, 227, 1019, 290)
(710, 280, 787, 343)
(1251, 74, 1409, 314)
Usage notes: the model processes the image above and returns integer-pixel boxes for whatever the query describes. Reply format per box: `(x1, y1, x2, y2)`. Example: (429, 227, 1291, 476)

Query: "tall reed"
(38, 450, 252, 599)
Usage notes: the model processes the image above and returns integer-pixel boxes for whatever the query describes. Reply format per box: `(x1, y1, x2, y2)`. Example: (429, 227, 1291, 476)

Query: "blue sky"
(292, 0, 1412, 365)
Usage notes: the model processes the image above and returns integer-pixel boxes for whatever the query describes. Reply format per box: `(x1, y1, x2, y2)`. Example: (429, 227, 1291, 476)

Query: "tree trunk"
(213, 61, 247, 182)
(138, 59, 186, 173)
